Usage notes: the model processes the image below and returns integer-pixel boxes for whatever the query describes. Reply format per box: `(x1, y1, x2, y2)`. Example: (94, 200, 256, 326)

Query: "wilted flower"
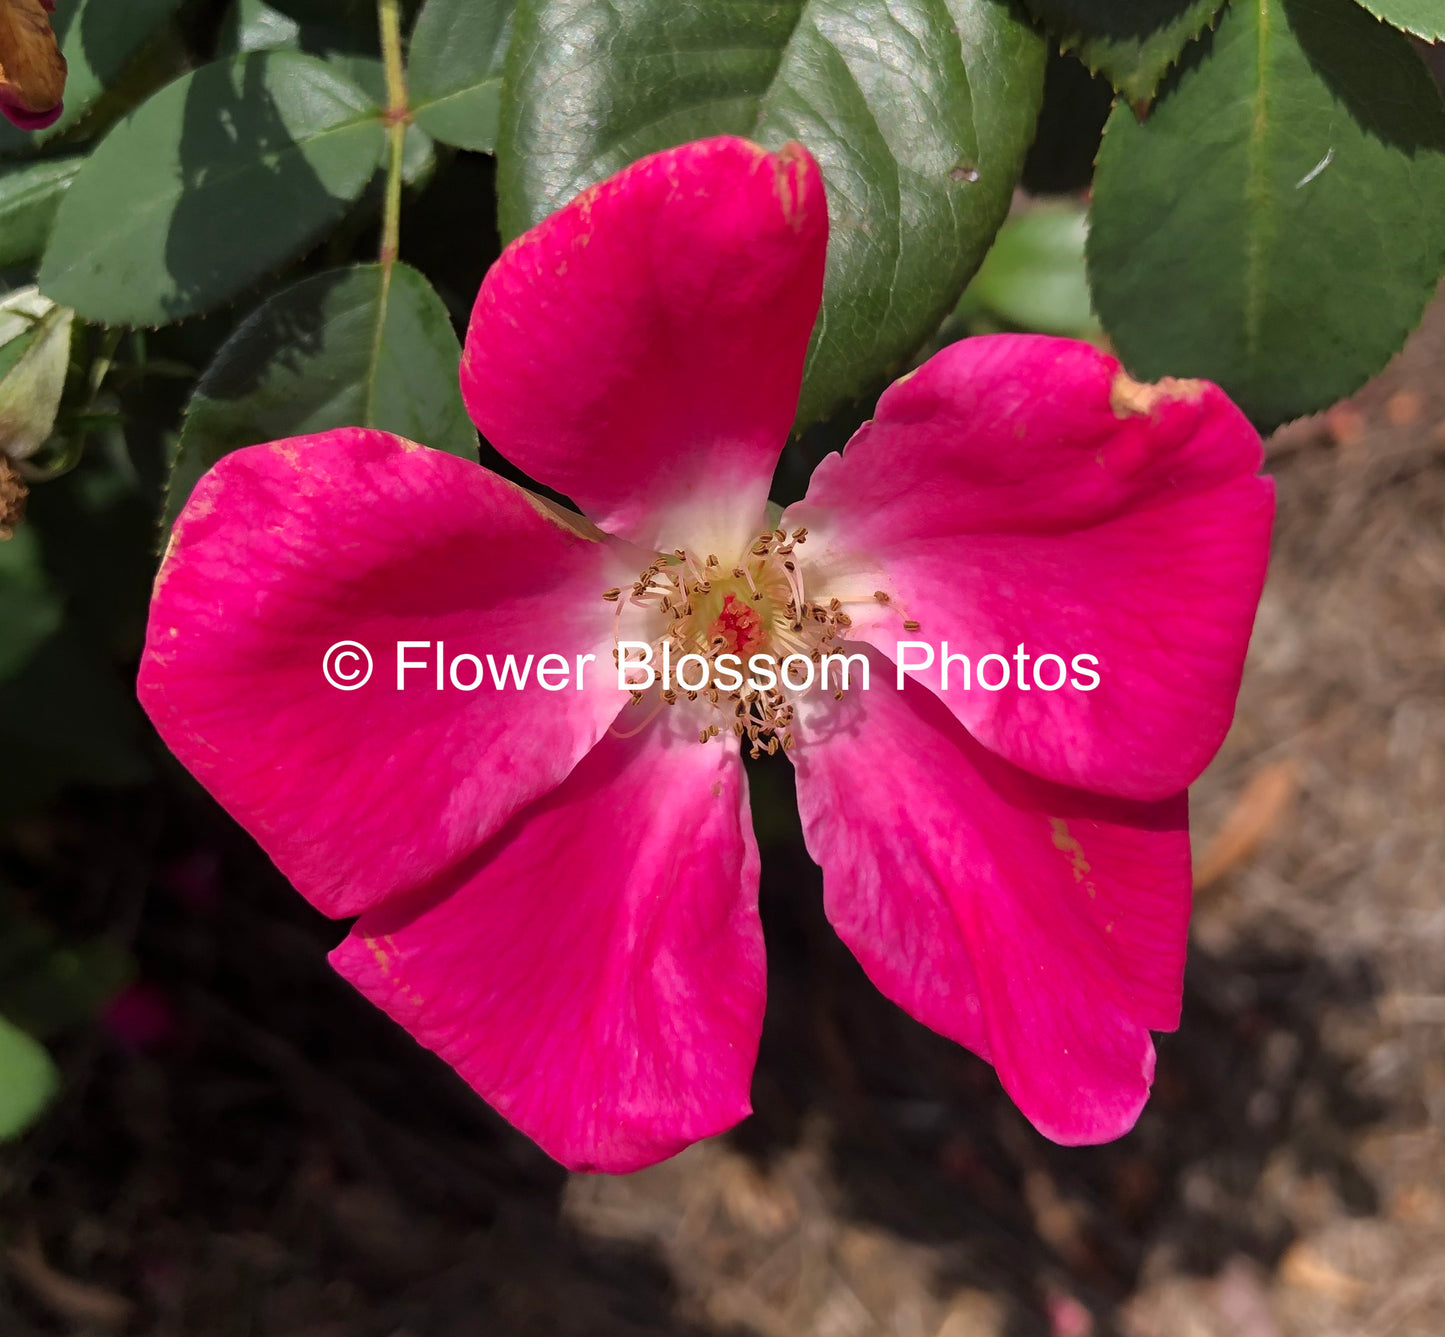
(139, 138, 1272, 1171)
(0, 0, 65, 131)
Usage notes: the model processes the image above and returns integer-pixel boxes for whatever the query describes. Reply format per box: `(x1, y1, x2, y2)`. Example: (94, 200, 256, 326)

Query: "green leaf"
(0, 1015, 58, 1141)
(217, 7, 436, 184)
(409, 0, 515, 152)
(1087, 0, 1445, 431)
(1024, 0, 1227, 109)
(961, 200, 1099, 337)
(39, 53, 386, 327)
(165, 262, 477, 530)
(222, 0, 305, 51)
(219, 0, 379, 54)
(499, 0, 1045, 427)
(0, 156, 85, 268)
(1355, 0, 1445, 39)
(0, 0, 183, 157)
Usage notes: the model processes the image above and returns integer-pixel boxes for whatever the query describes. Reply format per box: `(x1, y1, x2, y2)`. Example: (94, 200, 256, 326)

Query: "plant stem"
(377, 0, 407, 274)
(87, 327, 124, 407)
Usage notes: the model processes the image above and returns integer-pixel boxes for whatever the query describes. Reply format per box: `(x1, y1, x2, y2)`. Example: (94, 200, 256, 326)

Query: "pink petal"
(461, 136, 827, 559)
(792, 646, 1190, 1145)
(787, 335, 1274, 800)
(139, 429, 633, 919)
(332, 711, 764, 1173)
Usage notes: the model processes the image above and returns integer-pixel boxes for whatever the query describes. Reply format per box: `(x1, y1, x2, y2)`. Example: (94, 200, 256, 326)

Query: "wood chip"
(1193, 759, 1299, 891)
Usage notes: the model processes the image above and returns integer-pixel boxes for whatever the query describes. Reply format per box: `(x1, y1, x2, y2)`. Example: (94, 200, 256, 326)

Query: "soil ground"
(0, 303, 1440, 1337)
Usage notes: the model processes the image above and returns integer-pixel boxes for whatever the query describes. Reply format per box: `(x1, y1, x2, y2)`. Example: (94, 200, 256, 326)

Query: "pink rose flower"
(138, 137, 1273, 1172)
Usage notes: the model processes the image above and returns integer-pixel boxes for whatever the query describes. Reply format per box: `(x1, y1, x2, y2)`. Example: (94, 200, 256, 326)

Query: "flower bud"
(0, 286, 73, 464)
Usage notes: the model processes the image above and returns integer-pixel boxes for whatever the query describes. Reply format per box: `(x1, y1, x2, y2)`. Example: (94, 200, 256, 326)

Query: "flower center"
(603, 526, 854, 756)
(709, 592, 767, 658)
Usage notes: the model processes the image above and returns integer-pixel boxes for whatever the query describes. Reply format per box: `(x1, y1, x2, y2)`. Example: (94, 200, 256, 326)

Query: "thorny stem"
(377, 0, 408, 277)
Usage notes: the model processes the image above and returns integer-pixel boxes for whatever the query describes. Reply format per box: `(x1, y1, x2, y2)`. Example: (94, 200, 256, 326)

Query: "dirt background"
(0, 301, 1440, 1336)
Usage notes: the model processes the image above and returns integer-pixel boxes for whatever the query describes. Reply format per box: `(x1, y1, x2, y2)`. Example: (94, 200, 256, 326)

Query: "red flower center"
(709, 592, 767, 658)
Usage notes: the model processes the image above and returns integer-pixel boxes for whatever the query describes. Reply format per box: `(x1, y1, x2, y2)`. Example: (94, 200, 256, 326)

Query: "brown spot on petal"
(1050, 818, 1098, 899)
(365, 934, 392, 975)
(518, 485, 606, 542)
(0, 0, 66, 122)
(771, 140, 814, 231)
(149, 524, 183, 599)
(1109, 369, 1206, 419)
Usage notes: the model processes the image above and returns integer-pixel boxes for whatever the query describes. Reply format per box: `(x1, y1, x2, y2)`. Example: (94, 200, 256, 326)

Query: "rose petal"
(332, 710, 764, 1173)
(462, 136, 827, 560)
(139, 429, 634, 918)
(792, 646, 1190, 1144)
(787, 335, 1274, 800)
